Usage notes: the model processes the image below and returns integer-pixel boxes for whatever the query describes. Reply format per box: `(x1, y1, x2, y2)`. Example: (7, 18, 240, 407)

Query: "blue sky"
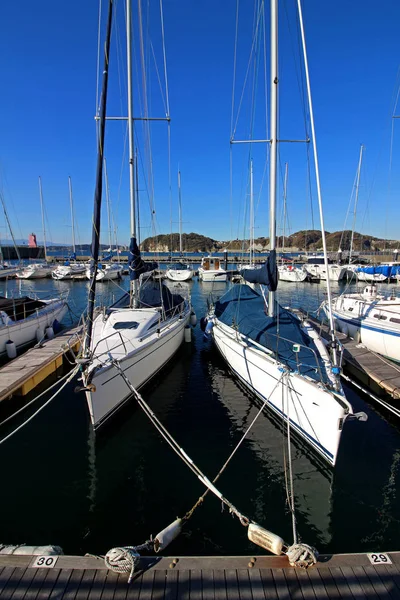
(1, 0, 400, 247)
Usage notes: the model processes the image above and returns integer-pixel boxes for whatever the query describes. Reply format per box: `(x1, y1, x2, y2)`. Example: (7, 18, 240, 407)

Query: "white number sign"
(367, 553, 392, 565)
(31, 555, 59, 568)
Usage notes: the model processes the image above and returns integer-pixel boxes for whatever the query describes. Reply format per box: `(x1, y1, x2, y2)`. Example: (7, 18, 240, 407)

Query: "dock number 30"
(31, 555, 59, 568)
(367, 553, 392, 565)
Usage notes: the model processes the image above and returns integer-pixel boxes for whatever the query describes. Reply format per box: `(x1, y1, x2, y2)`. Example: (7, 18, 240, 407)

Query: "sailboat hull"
(211, 319, 347, 466)
(85, 309, 191, 428)
(166, 269, 195, 282)
(0, 300, 68, 356)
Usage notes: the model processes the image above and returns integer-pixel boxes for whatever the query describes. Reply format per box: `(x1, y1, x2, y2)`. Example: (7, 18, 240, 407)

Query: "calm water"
(0, 272, 400, 557)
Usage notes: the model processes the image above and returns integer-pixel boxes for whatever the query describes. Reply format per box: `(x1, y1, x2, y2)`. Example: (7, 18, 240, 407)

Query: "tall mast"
(68, 176, 76, 255)
(178, 170, 183, 255)
(349, 144, 364, 264)
(282, 163, 288, 257)
(83, 0, 113, 355)
(268, 0, 278, 317)
(135, 150, 140, 246)
(38, 176, 47, 261)
(126, 0, 138, 304)
(104, 158, 113, 252)
(250, 159, 254, 266)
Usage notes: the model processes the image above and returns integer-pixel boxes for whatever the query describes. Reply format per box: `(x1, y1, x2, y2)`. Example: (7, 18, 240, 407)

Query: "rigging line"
(184, 370, 286, 521)
(159, 0, 170, 117)
(95, 0, 103, 140)
(285, 377, 298, 544)
(232, 2, 264, 140)
(111, 360, 250, 525)
(150, 41, 168, 115)
(230, 0, 240, 138)
(0, 366, 80, 429)
(0, 366, 80, 446)
(297, 0, 337, 359)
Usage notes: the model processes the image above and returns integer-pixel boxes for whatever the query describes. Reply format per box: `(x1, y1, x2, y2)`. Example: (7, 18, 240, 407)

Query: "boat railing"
(237, 328, 327, 385)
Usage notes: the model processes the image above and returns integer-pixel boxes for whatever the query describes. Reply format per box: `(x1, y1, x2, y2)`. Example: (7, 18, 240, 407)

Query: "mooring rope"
(0, 365, 80, 446)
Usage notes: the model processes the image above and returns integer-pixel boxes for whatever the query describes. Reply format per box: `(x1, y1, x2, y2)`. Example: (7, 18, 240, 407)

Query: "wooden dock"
(0, 324, 82, 402)
(304, 313, 400, 403)
(1, 551, 400, 598)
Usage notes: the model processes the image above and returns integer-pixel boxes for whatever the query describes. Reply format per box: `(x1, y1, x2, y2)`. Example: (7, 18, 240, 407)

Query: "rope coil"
(104, 547, 141, 583)
(286, 543, 318, 569)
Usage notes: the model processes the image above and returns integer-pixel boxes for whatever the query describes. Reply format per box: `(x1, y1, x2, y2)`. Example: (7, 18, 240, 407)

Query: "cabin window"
(390, 317, 400, 324)
(348, 307, 354, 312)
(373, 314, 387, 320)
(113, 321, 139, 330)
(203, 259, 210, 270)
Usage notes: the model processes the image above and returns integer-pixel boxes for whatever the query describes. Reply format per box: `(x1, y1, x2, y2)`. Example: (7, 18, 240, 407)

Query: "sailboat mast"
(126, 0, 138, 305)
(349, 144, 364, 264)
(83, 0, 113, 356)
(178, 170, 183, 255)
(38, 176, 47, 262)
(68, 176, 76, 256)
(104, 158, 113, 252)
(268, 0, 278, 318)
(250, 159, 254, 266)
(282, 163, 288, 257)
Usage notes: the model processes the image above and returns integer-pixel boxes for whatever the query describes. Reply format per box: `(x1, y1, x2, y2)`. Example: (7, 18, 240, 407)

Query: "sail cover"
(214, 284, 329, 384)
(242, 249, 278, 290)
(129, 237, 158, 281)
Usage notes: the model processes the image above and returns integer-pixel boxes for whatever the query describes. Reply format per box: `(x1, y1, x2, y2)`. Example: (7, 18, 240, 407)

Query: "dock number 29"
(31, 555, 59, 568)
(367, 553, 392, 565)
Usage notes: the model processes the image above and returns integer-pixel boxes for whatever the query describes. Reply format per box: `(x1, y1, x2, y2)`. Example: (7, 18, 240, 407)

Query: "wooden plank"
(248, 568, 266, 600)
(213, 570, 227, 600)
(363, 564, 399, 599)
(7, 566, 34, 599)
(328, 566, 353, 599)
(74, 570, 97, 600)
(164, 568, 179, 600)
(316, 568, 342, 598)
(225, 569, 239, 600)
(136, 569, 154, 600)
(284, 567, 303, 599)
(352, 565, 379, 598)
(99, 570, 119, 600)
(1, 567, 28, 598)
(383, 564, 400, 593)
(294, 569, 316, 600)
(270, 568, 290, 599)
(189, 568, 202, 600)
(259, 568, 279, 600)
(24, 567, 57, 600)
(84, 568, 107, 600)
(176, 570, 190, 600)
(35, 568, 61, 600)
(201, 569, 215, 600)
(48, 568, 73, 600)
(237, 569, 252, 600)
(150, 569, 167, 600)
(112, 574, 129, 600)
(306, 568, 329, 600)
(339, 566, 367, 600)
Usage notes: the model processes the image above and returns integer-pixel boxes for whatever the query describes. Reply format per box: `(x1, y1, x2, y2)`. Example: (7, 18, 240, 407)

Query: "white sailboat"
(203, 0, 364, 467)
(0, 294, 68, 357)
(166, 171, 195, 282)
(80, 0, 192, 429)
(324, 285, 400, 362)
(17, 177, 53, 280)
(52, 177, 87, 280)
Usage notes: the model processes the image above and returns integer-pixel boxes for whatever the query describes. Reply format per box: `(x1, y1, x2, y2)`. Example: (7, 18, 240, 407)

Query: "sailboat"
(202, 0, 365, 467)
(277, 164, 307, 283)
(80, 0, 192, 429)
(165, 171, 195, 282)
(52, 177, 87, 280)
(17, 177, 53, 279)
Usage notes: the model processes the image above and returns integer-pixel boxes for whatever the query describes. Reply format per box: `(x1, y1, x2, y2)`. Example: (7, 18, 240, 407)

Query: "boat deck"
(0, 551, 399, 599)
(0, 324, 82, 402)
(301, 312, 400, 402)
